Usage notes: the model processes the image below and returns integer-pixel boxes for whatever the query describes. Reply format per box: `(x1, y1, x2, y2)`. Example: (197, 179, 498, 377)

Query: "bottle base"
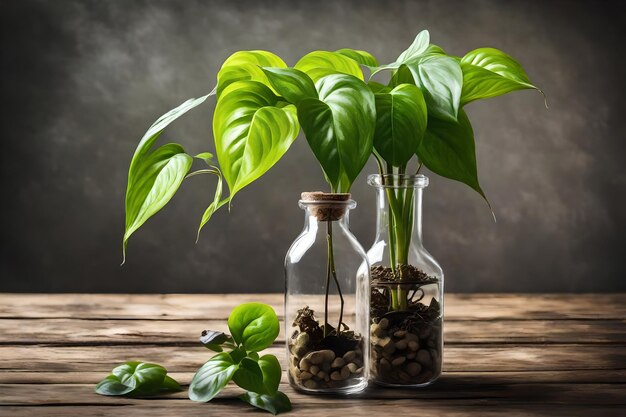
(291, 377, 368, 395)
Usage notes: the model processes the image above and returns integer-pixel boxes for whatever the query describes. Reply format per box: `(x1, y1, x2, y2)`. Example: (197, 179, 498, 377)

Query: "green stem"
(324, 223, 331, 338)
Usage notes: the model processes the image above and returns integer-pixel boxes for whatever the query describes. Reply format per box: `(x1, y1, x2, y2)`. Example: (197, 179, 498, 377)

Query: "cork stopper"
(300, 192, 352, 221)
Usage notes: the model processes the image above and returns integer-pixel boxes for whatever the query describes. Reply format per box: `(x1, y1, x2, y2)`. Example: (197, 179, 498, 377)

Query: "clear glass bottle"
(366, 174, 443, 387)
(285, 192, 369, 394)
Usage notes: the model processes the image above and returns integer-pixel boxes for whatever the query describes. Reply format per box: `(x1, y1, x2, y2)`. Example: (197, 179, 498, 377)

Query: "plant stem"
(324, 222, 331, 338)
(327, 220, 345, 333)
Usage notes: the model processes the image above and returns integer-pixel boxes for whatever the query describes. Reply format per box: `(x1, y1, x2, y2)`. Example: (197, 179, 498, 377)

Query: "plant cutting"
(122, 28, 543, 390)
(94, 303, 291, 415)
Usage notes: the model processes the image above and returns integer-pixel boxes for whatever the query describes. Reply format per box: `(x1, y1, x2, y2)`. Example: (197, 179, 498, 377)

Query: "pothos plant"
(123, 29, 542, 332)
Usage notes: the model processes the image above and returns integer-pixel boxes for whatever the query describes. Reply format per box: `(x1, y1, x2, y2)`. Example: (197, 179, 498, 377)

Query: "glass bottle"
(366, 174, 443, 387)
(285, 192, 369, 394)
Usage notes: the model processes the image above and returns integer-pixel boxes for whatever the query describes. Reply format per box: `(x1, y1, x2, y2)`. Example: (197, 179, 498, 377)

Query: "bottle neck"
(374, 186, 424, 250)
(303, 209, 350, 233)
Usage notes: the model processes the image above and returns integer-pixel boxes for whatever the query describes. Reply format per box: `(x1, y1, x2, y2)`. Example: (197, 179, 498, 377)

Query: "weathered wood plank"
(1, 294, 624, 320)
(1, 345, 624, 372)
(2, 369, 625, 385)
(1, 382, 625, 405)
(1, 318, 625, 345)
(3, 404, 624, 417)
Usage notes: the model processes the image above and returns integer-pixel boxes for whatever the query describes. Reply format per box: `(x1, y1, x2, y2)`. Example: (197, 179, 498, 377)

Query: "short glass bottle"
(284, 192, 369, 394)
(366, 174, 443, 387)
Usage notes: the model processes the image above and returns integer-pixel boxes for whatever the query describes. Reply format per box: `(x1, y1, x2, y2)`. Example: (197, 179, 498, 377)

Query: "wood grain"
(0, 293, 624, 417)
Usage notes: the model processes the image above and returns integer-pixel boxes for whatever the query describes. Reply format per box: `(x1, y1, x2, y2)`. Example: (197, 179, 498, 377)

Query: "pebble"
(295, 332, 310, 347)
(405, 361, 422, 376)
(330, 371, 344, 381)
(377, 337, 392, 348)
(419, 326, 432, 339)
(356, 367, 363, 374)
(379, 318, 389, 329)
(391, 356, 406, 367)
(306, 349, 335, 365)
(394, 330, 407, 338)
(340, 365, 351, 379)
(292, 345, 307, 358)
(299, 358, 311, 371)
(408, 340, 419, 351)
(395, 339, 408, 350)
(416, 349, 431, 366)
(300, 371, 313, 380)
(303, 379, 318, 389)
(383, 343, 396, 355)
(347, 362, 358, 373)
(404, 332, 419, 342)
(406, 352, 416, 359)
(291, 366, 301, 378)
(379, 358, 391, 372)
(371, 323, 384, 337)
(291, 356, 299, 367)
(322, 362, 331, 372)
(317, 371, 327, 379)
(331, 357, 345, 369)
(309, 365, 320, 375)
(398, 371, 411, 382)
(343, 350, 356, 362)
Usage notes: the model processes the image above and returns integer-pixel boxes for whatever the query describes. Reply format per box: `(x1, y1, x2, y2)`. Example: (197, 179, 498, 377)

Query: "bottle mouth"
(367, 174, 429, 189)
(299, 192, 356, 220)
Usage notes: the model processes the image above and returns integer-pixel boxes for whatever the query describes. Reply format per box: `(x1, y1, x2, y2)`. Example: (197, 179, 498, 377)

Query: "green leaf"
(418, 110, 488, 202)
(404, 54, 463, 121)
(227, 302, 280, 353)
(233, 357, 266, 394)
(373, 83, 427, 167)
(261, 67, 317, 104)
(335, 48, 378, 67)
(240, 391, 292, 415)
(216, 50, 287, 98)
(200, 330, 231, 352)
(213, 81, 300, 202)
(460, 47, 543, 105)
(258, 354, 281, 395)
(189, 352, 238, 402)
(294, 51, 364, 82)
(370, 30, 430, 77)
(194, 152, 214, 163)
(367, 81, 391, 94)
(112, 362, 167, 391)
(95, 375, 134, 396)
(159, 375, 182, 393)
(123, 95, 209, 262)
(297, 74, 376, 192)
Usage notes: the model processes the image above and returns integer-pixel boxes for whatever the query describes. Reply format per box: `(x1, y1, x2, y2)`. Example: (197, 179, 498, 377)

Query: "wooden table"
(0, 294, 624, 416)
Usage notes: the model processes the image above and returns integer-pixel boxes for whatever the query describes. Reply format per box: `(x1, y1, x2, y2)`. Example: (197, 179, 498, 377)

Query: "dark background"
(1, 0, 625, 293)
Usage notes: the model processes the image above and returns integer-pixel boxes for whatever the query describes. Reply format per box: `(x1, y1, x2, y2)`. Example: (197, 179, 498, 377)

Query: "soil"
(370, 265, 442, 385)
(289, 307, 365, 391)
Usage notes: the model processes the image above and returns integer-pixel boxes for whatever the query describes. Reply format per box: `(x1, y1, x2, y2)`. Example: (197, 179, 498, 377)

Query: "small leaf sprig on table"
(189, 302, 291, 415)
(94, 302, 291, 415)
(95, 362, 181, 397)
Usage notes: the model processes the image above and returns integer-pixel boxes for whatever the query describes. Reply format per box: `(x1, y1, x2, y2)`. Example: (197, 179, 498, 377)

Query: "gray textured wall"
(1, 0, 625, 293)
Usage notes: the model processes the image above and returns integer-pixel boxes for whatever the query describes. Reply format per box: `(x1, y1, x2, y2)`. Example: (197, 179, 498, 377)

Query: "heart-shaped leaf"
(370, 30, 430, 77)
(123, 95, 209, 261)
(460, 47, 543, 105)
(297, 74, 376, 192)
(189, 352, 238, 402)
(95, 375, 134, 396)
(187, 167, 229, 241)
(258, 354, 281, 395)
(233, 357, 266, 394)
(240, 391, 292, 415)
(404, 54, 463, 121)
(216, 51, 287, 98)
(112, 362, 167, 390)
(418, 110, 488, 203)
(294, 51, 364, 82)
(228, 303, 280, 353)
(261, 67, 317, 104)
(373, 83, 427, 167)
(213, 80, 300, 202)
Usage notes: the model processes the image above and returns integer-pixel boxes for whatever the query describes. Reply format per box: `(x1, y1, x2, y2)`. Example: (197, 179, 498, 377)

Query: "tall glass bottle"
(285, 192, 369, 394)
(366, 174, 443, 387)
